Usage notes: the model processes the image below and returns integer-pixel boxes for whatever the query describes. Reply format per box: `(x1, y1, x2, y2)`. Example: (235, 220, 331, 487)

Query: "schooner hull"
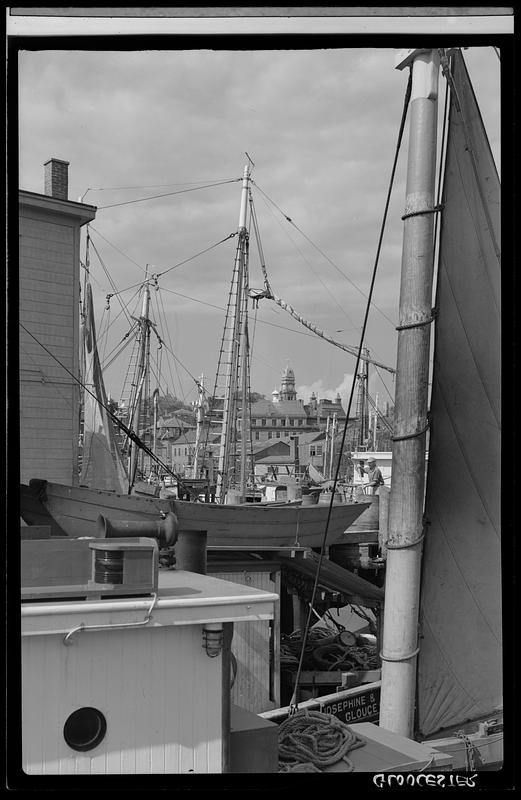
(21, 479, 370, 547)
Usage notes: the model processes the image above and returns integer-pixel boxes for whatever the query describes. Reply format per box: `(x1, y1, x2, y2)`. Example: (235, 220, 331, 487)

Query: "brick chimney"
(44, 158, 70, 200)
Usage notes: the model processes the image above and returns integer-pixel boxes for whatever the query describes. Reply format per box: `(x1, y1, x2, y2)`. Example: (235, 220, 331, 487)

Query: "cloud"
(297, 372, 355, 405)
(17, 46, 500, 406)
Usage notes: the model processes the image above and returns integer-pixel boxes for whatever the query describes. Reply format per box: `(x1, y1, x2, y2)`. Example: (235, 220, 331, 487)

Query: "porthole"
(63, 707, 107, 752)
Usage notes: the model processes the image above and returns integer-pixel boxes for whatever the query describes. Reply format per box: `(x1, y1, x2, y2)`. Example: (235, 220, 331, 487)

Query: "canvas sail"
(79, 282, 129, 493)
(416, 50, 501, 737)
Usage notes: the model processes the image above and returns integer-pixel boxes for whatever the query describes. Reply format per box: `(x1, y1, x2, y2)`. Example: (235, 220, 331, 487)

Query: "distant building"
(19, 159, 96, 485)
(252, 431, 328, 482)
(157, 414, 196, 440)
(250, 365, 351, 442)
(306, 391, 346, 429)
(169, 428, 220, 476)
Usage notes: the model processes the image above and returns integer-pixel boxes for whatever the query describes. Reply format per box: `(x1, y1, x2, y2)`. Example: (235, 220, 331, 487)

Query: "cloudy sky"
(18, 43, 500, 413)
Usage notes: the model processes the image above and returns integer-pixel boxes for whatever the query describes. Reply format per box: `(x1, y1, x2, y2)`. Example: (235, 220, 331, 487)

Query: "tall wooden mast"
(128, 278, 151, 490)
(192, 374, 205, 479)
(215, 164, 250, 502)
(379, 49, 440, 738)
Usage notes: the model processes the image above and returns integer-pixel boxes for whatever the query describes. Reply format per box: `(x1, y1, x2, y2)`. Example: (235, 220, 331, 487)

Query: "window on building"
(261, 419, 266, 426)
(255, 431, 260, 440)
(289, 419, 294, 426)
(251, 419, 256, 426)
(268, 431, 272, 439)
(310, 446, 316, 456)
(276, 431, 281, 438)
(317, 446, 323, 456)
(272, 419, 277, 426)
(298, 419, 303, 426)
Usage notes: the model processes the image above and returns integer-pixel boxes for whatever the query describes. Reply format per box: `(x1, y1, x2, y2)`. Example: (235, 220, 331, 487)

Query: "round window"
(63, 707, 107, 752)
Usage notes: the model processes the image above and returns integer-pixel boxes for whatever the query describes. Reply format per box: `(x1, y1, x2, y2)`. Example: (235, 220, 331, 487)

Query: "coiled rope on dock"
(278, 709, 366, 772)
(280, 626, 380, 672)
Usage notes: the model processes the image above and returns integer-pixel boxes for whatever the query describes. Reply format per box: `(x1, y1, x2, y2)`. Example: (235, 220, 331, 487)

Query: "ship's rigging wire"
(287, 66, 413, 713)
(82, 177, 238, 195)
(157, 285, 325, 341)
(86, 229, 229, 402)
(100, 324, 139, 373)
(89, 224, 147, 273)
(154, 283, 186, 403)
(251, 189, 359, 331)
(19, 323, 189, 490)
(88, 223, 344, 394)
(89, 230, 238, 301)
(87, 233, 139, 331)
(97, 177, 242, 210)
(251, 181, 396, 328)
(248, 196, 396, 377)
(152, 232, 238, 280)
(372, 364, 396, 407)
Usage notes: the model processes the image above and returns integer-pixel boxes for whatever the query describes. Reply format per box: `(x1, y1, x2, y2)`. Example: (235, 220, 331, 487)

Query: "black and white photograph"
(7, 6, 513, 789)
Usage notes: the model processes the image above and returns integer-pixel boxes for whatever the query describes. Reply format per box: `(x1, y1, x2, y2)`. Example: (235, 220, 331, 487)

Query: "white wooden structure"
(19, 176, 96, 486)
(21, 569, 277, 774)
(208, 561, 281, 713)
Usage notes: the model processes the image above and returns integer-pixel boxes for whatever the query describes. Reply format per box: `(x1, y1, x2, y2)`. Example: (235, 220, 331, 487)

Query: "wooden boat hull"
(21, 479, 370, 547)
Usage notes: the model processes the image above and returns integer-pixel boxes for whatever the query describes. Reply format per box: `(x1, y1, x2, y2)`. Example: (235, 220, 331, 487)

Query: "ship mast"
(215, 164, 251, 502)
(192, 374, 205, 479)
(128, 277, 151, 490)
(379, 49, 440, 738)
(355, 347, 370, 448)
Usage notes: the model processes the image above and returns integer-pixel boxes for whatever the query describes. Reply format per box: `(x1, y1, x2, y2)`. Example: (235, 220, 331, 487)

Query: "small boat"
(21, 477, 369, 547)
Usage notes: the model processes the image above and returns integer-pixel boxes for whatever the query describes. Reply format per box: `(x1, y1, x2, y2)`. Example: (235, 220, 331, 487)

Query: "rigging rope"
(286, 66, 413, 714)
(271, 294, 395, 375)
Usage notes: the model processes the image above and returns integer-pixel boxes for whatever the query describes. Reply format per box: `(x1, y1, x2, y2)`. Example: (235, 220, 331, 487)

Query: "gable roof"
(158, 415, 196, 428)
(250, 398, 307, 418)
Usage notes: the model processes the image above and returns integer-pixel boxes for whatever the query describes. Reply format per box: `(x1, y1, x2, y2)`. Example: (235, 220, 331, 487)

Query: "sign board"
(319, 685, 380, 725)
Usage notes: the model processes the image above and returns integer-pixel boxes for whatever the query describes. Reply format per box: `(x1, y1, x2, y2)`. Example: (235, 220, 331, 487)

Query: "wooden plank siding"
(22, 624, 224, 774)
(19, 196, 95, 486)
(208, 565, 281, 713)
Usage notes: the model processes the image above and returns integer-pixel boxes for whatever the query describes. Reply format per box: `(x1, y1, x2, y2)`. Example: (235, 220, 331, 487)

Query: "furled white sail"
(79, 282, 129, 493)
(417, 50, 501, 737)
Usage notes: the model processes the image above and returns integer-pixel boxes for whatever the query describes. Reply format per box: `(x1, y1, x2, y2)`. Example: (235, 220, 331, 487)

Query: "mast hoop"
(401, 203, 443, 221)
(391, 418, 430, 441)
(385, 532, 425, 551)
(395, 309, 438, 331)
(379, 645, 420, 663)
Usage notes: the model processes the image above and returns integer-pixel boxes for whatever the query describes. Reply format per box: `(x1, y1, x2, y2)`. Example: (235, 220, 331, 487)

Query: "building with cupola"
(249, 365, 349, 443)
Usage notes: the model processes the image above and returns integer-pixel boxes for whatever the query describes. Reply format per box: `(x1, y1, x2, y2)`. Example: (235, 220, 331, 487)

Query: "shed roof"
(280, 550, 384, 607)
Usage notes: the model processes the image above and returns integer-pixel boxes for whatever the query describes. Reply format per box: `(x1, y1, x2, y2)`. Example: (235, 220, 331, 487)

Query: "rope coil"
(278, 709, 366, 773)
